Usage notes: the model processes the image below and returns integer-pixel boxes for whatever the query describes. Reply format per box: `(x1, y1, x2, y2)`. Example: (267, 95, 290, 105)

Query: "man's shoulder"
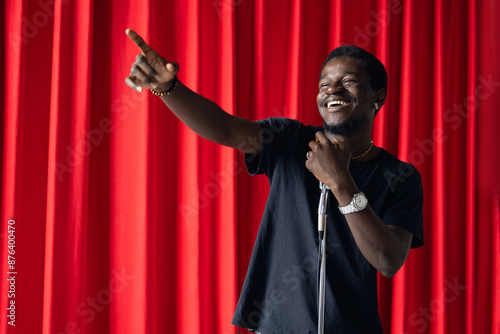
(376, 149, 419, 173)
(372, 149, 422, 192)
(256, 117, 321, 138)
(257, 117, 303, 129)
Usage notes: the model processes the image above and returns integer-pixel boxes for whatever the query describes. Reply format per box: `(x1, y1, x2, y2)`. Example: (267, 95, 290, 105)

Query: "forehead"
(320, 56, 368, 79)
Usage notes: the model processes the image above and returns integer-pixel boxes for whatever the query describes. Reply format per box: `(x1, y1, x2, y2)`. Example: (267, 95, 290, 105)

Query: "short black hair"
(320, 45, 387, 92)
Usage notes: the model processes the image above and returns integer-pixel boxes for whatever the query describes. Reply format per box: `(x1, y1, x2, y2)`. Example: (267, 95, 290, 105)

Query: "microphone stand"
(317, 182, 329, 334)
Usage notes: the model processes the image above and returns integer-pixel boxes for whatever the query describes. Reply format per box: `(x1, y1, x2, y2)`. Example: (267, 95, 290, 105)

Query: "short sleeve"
(382, 166, 424, 248)
(244, 118, 301, 178)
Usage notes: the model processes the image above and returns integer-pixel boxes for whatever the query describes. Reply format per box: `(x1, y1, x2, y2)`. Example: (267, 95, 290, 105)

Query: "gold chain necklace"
(351, 140, 374, 160)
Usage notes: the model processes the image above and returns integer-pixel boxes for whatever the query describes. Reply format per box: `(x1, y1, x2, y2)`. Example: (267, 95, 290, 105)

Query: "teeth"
(327, 100, 349, 108)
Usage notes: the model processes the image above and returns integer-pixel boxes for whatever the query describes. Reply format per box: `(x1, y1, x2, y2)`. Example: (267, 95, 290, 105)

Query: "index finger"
(125, 28, 152, 54)
(315, 131, 329, 143)
(331, 137, 346, 152)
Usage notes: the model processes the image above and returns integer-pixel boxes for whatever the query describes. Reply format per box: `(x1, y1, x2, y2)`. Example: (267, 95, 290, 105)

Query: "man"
(125, 29, 424, 333)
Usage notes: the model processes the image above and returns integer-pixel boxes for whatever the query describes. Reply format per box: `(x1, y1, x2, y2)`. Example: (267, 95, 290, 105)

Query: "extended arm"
(124, 29, 263, 154)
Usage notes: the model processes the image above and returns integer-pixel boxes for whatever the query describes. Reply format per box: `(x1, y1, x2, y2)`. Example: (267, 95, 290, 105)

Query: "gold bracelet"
(151, 76, 178, 96)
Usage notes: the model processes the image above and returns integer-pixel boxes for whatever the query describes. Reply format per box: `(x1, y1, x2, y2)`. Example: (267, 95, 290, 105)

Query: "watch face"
(354, 194, 368, 209)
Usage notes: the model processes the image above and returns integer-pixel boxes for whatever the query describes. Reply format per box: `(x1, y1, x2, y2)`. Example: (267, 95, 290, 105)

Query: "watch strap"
(338, 192, 368, 215)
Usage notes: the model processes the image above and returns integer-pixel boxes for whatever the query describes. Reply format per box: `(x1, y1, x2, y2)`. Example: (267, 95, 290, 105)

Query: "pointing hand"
(124, 28, 179, 92)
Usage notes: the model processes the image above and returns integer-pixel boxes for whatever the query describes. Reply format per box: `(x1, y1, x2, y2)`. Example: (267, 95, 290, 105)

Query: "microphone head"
(318, 182, 330, 215)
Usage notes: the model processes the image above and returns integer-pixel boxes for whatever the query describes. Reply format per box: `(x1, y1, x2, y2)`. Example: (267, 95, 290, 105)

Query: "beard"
(322, 114, 367, 137)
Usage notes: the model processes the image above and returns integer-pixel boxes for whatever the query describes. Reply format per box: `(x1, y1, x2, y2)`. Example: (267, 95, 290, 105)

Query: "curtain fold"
(1, 0, 499, 333)
(465, 2, 477, 334)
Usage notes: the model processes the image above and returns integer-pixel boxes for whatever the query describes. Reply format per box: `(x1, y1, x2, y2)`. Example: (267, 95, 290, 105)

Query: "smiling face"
(317, 56, 384, 137)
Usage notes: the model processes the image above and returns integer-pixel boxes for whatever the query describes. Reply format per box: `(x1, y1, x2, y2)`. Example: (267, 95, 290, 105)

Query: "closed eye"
(319, 82, 330, 89)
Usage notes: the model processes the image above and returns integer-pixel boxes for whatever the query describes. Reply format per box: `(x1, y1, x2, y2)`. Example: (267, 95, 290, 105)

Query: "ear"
(373, 88, 387, 111)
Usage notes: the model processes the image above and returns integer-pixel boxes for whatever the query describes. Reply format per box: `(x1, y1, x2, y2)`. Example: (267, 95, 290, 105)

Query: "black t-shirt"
(232, 118, 424, 334)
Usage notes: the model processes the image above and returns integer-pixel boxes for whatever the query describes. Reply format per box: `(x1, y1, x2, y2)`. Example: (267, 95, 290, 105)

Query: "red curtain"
(1, 0, 499, 333)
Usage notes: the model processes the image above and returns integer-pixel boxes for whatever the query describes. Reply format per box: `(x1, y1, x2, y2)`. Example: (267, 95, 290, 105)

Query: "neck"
(324, 131, 378, 161)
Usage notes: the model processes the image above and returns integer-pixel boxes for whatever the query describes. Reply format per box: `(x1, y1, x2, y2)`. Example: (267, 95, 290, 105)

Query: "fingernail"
(151, 82, 158, 89)
(136, 86, 143, 92)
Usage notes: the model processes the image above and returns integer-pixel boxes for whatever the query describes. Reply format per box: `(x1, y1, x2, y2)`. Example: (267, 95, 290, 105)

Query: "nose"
(325, 81, 344, 95)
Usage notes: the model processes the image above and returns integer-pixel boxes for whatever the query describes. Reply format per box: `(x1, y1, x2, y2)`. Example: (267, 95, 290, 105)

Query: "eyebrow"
(319, 71, 360, 81)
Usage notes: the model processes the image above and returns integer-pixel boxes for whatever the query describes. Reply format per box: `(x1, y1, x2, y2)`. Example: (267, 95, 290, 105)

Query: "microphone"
(317, 181, 330, 334)
(318, 181, 330, 241)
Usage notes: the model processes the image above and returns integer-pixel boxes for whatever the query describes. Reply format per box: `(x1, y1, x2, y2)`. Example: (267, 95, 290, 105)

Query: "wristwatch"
(338, 192, 368, 215)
